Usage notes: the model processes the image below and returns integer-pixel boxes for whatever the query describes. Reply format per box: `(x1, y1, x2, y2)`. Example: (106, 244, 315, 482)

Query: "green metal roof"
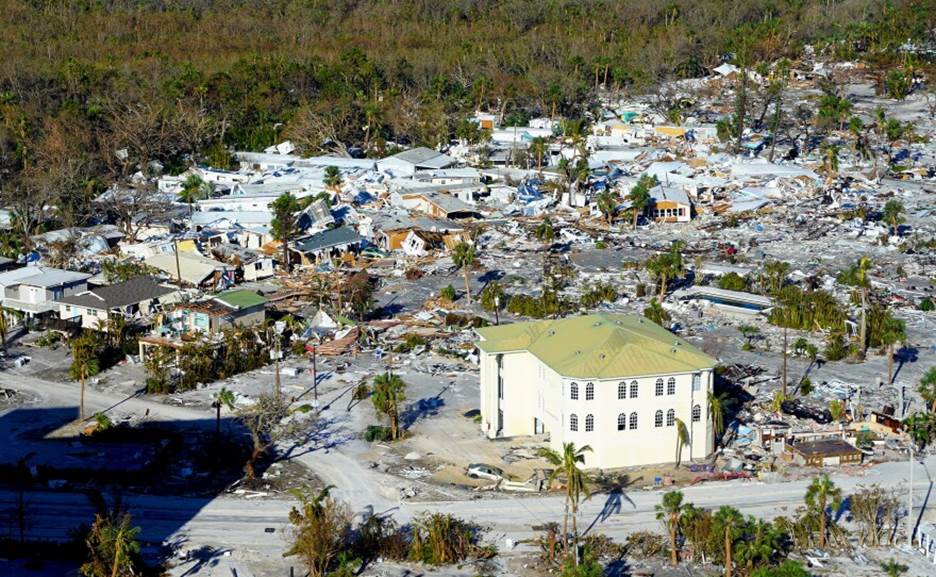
(213, 289, 268, 310)
(476, 313, 715, 379)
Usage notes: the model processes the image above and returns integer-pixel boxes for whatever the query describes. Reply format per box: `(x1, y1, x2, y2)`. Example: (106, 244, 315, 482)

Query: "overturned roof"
(476, 313, 715, 379)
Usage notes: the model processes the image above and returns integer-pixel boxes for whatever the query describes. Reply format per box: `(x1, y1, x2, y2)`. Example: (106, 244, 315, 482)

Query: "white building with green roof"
(475, 313, 717, 469)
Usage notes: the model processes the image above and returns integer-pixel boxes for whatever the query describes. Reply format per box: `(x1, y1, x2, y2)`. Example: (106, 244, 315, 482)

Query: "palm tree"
(627, 174, 654, 230)
(674, 417, 689, 468)
(804, 474, 842, 548)
(595, 189, 617, 225)
(880, 314, 906, 386)
(213, 388, 236, 438)
(69, 334, 99, 421)
(323, 166, 343, 191)
(0, 306, 21, 351)
(714, 506, 744, 577)
(882, 199, 905, 236)
(372, 372, 406, 440)
(537, 442, 593, 565)
(708, 392, 730, 448)
(530, 137, 548, 173)
(918, 367, 936, 413)
(451, 242, 476, 303)
(856, 256, 873, 357)
(655, 490, 684, 566)
(760, 260, 790, 295)
(178, 174, 212, 220)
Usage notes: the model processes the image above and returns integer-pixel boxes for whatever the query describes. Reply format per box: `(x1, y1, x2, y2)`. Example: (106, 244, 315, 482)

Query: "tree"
(709, 392, 730, 448)
(324, 166, 343, 191)
(372, 372, 406, 440)
(594, 188, 617, 225)
(645, 240, 684, 299)
(713, 506, 744, 577)
(70, 334, 100, 421)
(655, 490, 684, 566)
(80, 512, 141, 577)
(236, 391, 292, 480)
(854, 256, 873, 356)
(451, 242, 476, 304)
(270, 192, 301, 273)
(674, 417, 689, 468)
(919, 367, 936, 413)
(882, 199, 905, 236)
(880, 314, 906, 385)
(538, 443, 592, 565)
(760, 260, 791, 295)
(285, 485, 352, 577)
(627, 174, 654, 230)
(178, 174, 212, 219)
(0, 306, 21, 350)
(530, 137, 548, 172)
(212, 387, 236, 438)
(804, 474, 842, 549)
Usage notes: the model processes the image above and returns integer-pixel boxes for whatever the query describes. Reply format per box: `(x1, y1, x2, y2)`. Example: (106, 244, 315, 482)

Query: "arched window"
(570, 414, 578, 431)
(570, 382, 579, 400)
(617, 413, 627, 431)
(666, 409, 675, 427)
(629, 412, 638, 430)
(630, 380, 638, 398)
(655, 410, 663, 427)
(585, 382, 595, 401)
(667, 377, 676, 395)
(655, 378, 664, 396)
(617, 382, 626, 400)
(585, 414, 594, 432)
(692, 404, 701, 422)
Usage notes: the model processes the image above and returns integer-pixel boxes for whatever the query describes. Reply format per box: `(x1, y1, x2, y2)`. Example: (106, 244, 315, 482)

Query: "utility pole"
(173, 238, 183, 286)
(494, 295, 500, 325)
(908, 444, 914, 548)
(311, 343, 318, 409)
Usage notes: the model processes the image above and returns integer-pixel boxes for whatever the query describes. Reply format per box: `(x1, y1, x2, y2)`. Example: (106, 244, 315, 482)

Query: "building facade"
(476, 314, 716, 469)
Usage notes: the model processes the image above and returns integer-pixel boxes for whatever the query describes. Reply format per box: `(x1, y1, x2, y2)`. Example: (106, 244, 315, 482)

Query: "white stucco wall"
(480, 347, 714, 470)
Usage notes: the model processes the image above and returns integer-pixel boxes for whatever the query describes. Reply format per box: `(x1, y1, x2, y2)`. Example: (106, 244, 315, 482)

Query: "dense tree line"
(0, 0, 932, 235)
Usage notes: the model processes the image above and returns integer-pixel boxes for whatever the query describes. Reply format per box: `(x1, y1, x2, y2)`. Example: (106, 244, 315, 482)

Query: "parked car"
(466, 463, 503, 481)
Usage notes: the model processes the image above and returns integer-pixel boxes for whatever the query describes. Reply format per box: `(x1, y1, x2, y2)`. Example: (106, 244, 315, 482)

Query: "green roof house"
(475, 313, 717, 469)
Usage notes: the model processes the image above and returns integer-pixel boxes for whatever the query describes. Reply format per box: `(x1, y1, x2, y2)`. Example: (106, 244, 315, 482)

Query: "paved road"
(2, 368, 934, 557)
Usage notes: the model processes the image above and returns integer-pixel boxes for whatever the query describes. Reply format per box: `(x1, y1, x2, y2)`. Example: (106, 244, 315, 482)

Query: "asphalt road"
(2, 368, 934, 557)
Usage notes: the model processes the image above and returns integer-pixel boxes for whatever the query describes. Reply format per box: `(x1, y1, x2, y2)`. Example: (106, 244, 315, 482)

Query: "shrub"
(394, 334, 427, 353)
(718, 272, 748, 291)
(506, 290, 573, 319)
(579, 283, 618, 308)
(439, 284, 457, 302)
(920, 297, 934, 311)
(595, 240, 606, 250)
(824, 333, 848, 361)
(408, 512, 491, 565)
(479, 281, 505, 312)
(635, 283, 647, 298)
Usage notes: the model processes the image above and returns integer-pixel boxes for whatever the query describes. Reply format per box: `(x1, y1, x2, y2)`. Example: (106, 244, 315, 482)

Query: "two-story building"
(476, 313, 716, 469)
(0, 266, 92, 320)
(57, 276, 177, 330)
